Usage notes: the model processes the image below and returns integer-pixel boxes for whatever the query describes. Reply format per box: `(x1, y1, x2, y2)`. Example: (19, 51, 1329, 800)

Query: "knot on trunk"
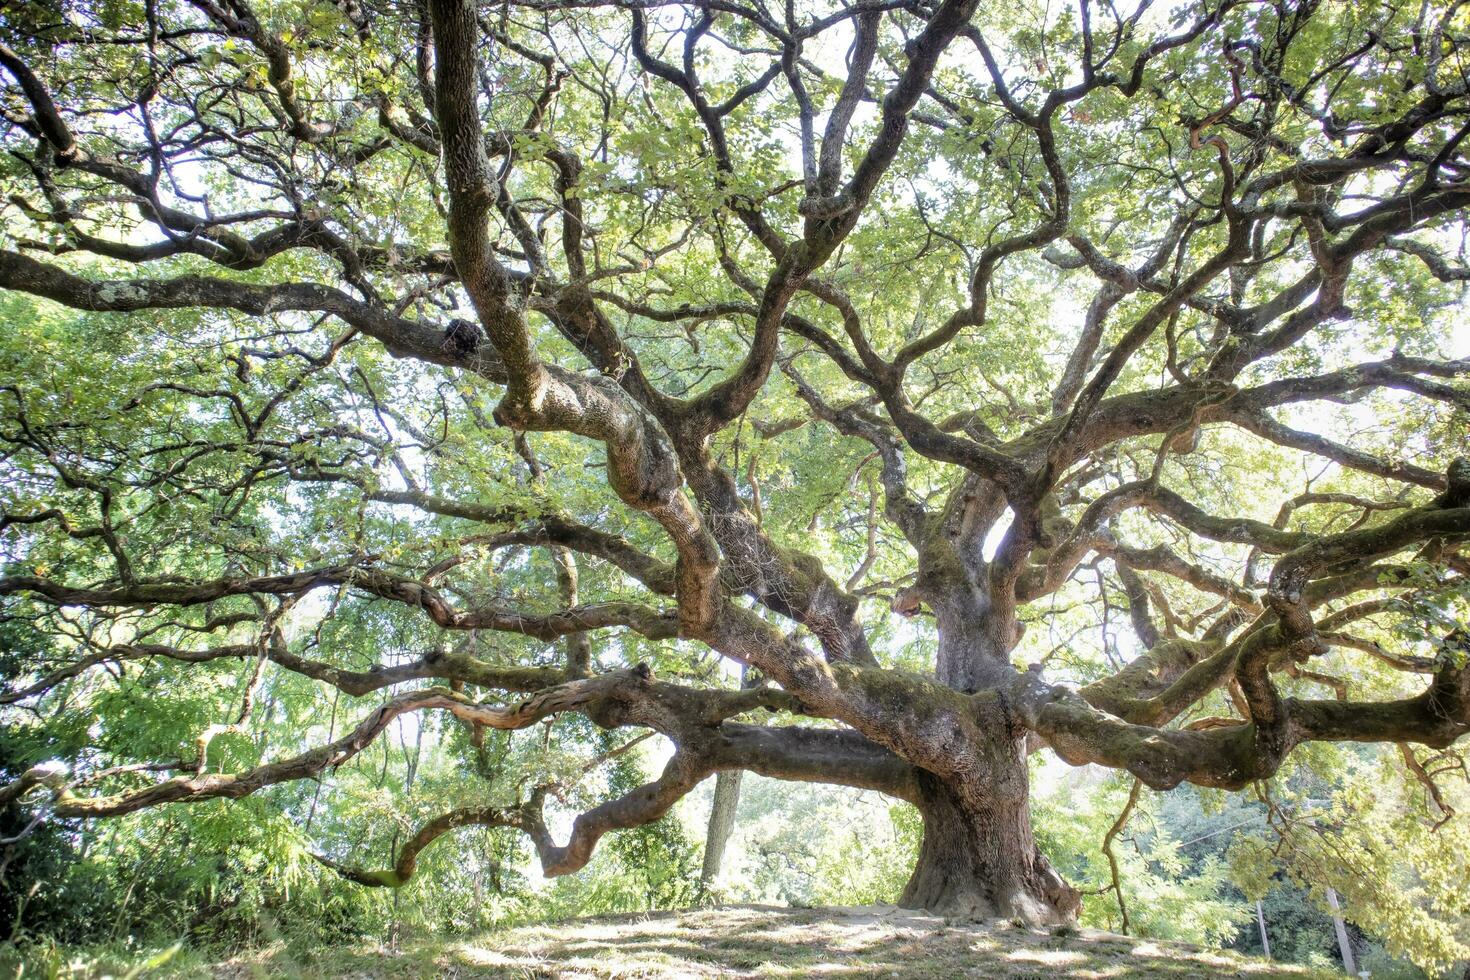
(1435, 457, 1470, 508)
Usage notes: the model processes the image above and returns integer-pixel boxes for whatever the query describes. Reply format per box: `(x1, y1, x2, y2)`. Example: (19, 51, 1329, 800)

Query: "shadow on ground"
(212, 905, 1335, 979)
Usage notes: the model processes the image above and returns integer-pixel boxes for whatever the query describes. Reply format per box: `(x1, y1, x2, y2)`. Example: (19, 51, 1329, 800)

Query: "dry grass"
(207, 905, 1338, 979)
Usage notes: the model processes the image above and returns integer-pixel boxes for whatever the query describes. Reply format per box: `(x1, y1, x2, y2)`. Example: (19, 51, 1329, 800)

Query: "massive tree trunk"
(898, 741, 1079, 924)
(896, 579, 1080, 925)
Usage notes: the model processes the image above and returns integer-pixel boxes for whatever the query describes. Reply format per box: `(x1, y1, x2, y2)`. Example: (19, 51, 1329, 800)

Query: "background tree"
(0, 0, 1467, 929)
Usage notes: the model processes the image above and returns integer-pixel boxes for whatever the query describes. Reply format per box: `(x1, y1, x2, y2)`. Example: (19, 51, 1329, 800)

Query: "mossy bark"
(897, 587, 1080, 925)
(898, 752, 1079, 925)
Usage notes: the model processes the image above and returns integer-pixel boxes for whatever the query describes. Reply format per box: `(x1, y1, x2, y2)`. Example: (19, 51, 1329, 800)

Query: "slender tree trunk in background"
(389, 721, 424, 949)
(389, 829, 402, 948)
(471, 866, 484, 926)
(701, 665, 750, 890)
(1327, 887, 1357, 974)
(700, 769, 744, 888)
(1256, 899, 1272, 958)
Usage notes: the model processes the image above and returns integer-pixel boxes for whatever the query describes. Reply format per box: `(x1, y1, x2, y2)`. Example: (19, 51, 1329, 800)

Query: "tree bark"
(700, 769, 743, 887)
(899, 763, 1079, 925)
(895, 579, 1081, 925)
(701, 663, 751, 889)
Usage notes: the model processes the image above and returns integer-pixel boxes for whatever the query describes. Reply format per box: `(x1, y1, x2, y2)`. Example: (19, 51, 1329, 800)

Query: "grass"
(3, 905, 1340, 979)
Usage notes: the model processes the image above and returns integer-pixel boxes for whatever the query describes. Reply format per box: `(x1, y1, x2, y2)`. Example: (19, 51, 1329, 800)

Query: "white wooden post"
(1326, 887, 1356, 975)
(1255, 899, 1271, 959)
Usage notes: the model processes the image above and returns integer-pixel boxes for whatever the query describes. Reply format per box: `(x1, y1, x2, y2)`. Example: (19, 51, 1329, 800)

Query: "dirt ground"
(209, 904, 1337, 979)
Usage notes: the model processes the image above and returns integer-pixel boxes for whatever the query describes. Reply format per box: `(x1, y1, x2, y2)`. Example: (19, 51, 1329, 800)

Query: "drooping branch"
(0, 249, 506, 380)
(6, 667, 658, 818)
(0, 636, 562, 706)
(0, 566, 680, 642)
(317, 720, 919, 887)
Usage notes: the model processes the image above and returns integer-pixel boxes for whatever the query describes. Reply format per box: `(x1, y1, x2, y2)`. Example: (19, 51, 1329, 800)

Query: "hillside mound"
(212, 904, 1335, 978)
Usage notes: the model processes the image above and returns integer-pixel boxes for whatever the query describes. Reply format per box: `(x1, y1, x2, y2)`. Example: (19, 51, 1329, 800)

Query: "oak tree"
(1, 0, 1468, 925)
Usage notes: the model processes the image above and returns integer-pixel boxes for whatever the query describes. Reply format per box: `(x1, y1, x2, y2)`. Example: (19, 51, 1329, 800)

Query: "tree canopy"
(0, 0, 1468, 950)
